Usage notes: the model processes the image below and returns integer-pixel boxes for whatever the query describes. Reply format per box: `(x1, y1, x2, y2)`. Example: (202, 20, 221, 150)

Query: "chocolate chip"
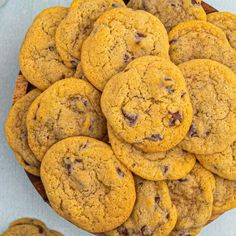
(162, 165, 169, 174)
(135, 32, 146, 43)
(60, 74, 66, 80)
(179, 178, 188, 182)
(170, 39, 177, 44)
(75, 159, 82, 163)
(122, 109, 138, 126)
(49, 45, 55, 51)
(164, 77, 173, 82)
(112, 2, 120, 8)
(181, 91, 187, 98)
(36, 225, 44, 234)
(141, 225, 149, 236)
(81, 97, 88, 106)
(191, 0, 200, 5)
(166, 85, 175, 94)
(155, 195, 160, 204)
(205, 130, 211, 136)
(148, 134, 163, 142)
(165, 212, 170, 219)
(118, 226, 129, 236)
(169, 111, 182, 126)
(71, 59, 79, 68)
(116, 167, 125, 177)
(171, 3, 176, 7)
(64, 158, 73, 175)
(188, 123, 198, 138)
(124, 52, 132, 64)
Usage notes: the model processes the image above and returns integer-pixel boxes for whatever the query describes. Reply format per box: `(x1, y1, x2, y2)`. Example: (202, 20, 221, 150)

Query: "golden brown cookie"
(5, 89, 41, 176)
(108, 126, 196, 181)
(27, 78, 107, 161)
(55, 0, 126, 68)
(41, 137, 136, 233)
(102, 56, 193, 153)
(105, 177, 177, 236)
(19, 7, 74, 90)
(169, 20, 236, 73)
(178, 59, 236, 155)
(128, 0, 206, 31)
(81, 8, 169, 91)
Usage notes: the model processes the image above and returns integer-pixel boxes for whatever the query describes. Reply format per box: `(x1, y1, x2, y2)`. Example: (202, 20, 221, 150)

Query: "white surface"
(0, 0, 236, 235)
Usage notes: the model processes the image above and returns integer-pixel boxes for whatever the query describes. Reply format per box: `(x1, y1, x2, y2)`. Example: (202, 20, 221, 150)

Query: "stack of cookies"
(5, 0, 236, 235)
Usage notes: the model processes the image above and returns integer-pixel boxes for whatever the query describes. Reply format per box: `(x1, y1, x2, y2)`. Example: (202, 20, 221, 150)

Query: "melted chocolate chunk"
(141, 225, 149, 236)
(75, 159, 82, 163)
(165, 212, 170, 219)
(162, 165, 169, 174)
(36, 225, 44, 234)
(179, 178, 188, 183)
(170, 39, 177, 44)
(164, 77, 173, 82)
(118, 226, 129, 236)
(64, 158, 73, 175)
(60, 74, 66, 80)
(135, 32, 146, 43)
(116, 167, 125, 177)
(155, 195, 160, 204)
(49, 45, 55, 51)
(188, 123, 198, 138)
(122, 109, 138, 126)
(148, 134, 163, 142)
(191, 0, 200, 5)
(124, 52, 132, 64)
(181, 91, 187, 98)
(169, 111, 182, 126)
(71, 59, 79, 68)
(166, 85, 175, 94)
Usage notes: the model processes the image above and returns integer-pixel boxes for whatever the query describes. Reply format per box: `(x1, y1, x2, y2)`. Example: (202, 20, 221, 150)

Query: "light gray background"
(0, 0, 236, 235)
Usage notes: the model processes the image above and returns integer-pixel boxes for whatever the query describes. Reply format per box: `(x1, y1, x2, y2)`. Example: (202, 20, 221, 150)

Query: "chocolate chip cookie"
(108, 126, 196, 180)
(213, 176, 236, 216)
(105, 177, 177, 236)
(81, 8, 169, 91)
(102, 56, 193, 153)
(128, 0, 206, 31)
(207, 12, 236, 50)
(19, 7, 74, 91)
(167, 163, 215, 230)
(5, 89, 41, 176)
(179, 59, 236, 155)
(55, 0, 126, 69)
(197, 140, 236, 180)
(27, 78, 107, 161)
(2, 218, 62, 236)
(41, 137, 136, 233)
(169, 20, 236, 73)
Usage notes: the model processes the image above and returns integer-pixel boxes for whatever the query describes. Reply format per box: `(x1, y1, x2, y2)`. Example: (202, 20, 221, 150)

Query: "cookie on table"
(27, 78, 107, 161)
(169, 20, 236, 73)
(128, 0, 206, 31)
(108, 126, 196, 180)
(212, 176, 236, 216)
(169, 227, 202, 236)
(102, 56, 193, 153)
(19, 7, 74, 91)
(81, 8, 169, 91)
(2, 218, 62, 236)
(5, 89, 41, 176)
(41, 137, 136, 233)
(207, 12, 236, 50)
(55, 0, 126, 69)
(197, 140, 236, 180)
(105, 177, 177, 236)
(167, 163, 215, 230)
(178, 59, 236, 155)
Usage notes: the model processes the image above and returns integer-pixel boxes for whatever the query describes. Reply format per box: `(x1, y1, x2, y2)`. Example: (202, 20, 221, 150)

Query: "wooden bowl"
(12, 0, 219, 228)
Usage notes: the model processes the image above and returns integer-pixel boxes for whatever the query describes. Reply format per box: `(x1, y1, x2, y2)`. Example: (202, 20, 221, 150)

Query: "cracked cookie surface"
(102, 56, 193, 153)
(5, 89, 41, 176)
(167, 163, 215, 230)
(2, 218, 61, 236)
(27, 78, 107, 161)
(105, 177, 177, 236)
(169, 20, 236, 73)
(108, 126, 196, 180)
(55, 0, 126, 69)
(197, 140, 236, 180)
(128, 0, 206, 32)
(81, 8, 169, 91)
(40, 137, 136, 233)
(19, 7, 74, 91)
(178, 59, 236, 155)
(212, 176, 236, 216)
(207, 12, 236, 50)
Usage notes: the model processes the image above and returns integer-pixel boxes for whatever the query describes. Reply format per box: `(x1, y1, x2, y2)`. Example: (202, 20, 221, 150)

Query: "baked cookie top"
(197, 140, 236, 180)
(213, 176, 236, 216)
(41, 136, 136, 233)
(207, 12, 236, 50)
(167, 163, 215, 230)
(19, 7, 74, 90)
(102, 56, 193, 153)
(105, 177, 177, 236)
(169, 20, 236, 73)
(27, 78, 107, 161)
(81, 8, 169, 91)
(108, 126, 196, 180)
(2, 218, 60, 236)
(179, 59, 236, 155)
(55, 0, 126, 68)
(5, 89, 41, 176)
(128, 0, 206, 31)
